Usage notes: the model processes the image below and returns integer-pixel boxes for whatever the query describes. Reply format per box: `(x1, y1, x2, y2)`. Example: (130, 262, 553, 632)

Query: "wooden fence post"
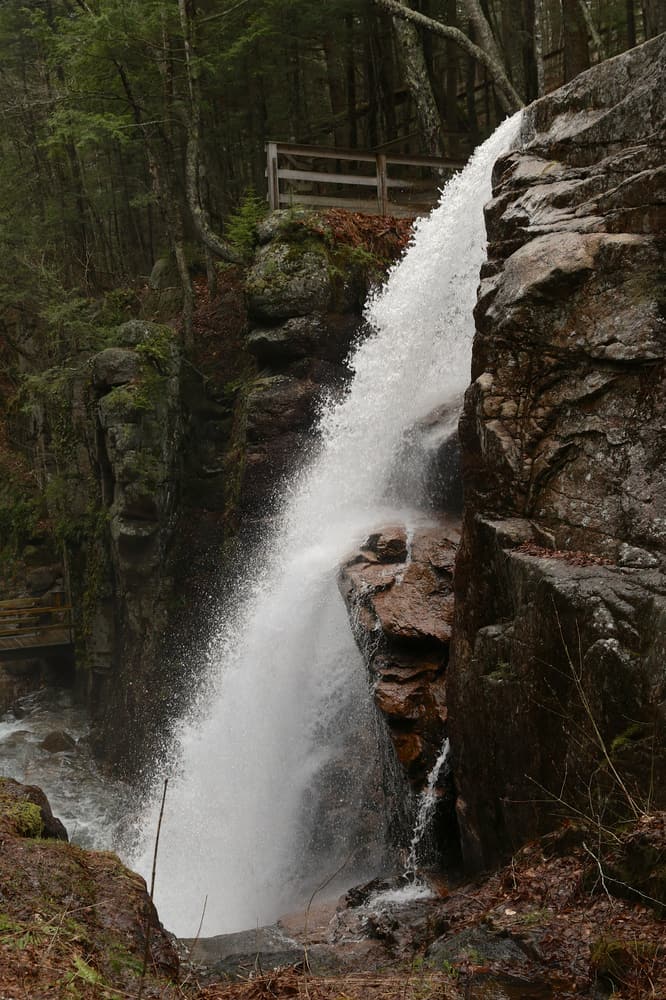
(376, 153, 388, 216)
(266, 141, 279, 210)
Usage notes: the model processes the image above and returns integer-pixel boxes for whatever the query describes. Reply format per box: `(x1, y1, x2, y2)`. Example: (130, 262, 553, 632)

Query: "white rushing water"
(405, 737, 451, 878)
(0, 688, 133, 850)
(130, 113, 522, 937)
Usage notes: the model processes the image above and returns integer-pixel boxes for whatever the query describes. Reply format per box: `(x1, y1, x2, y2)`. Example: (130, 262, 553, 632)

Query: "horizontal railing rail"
(0, 593, 73, 654)
(266, 141, 465, 217)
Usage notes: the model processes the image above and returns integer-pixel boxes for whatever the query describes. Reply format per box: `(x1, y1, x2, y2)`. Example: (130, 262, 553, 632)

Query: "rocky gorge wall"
(449, 34, 666, 870)
(0, 211, 404, 770)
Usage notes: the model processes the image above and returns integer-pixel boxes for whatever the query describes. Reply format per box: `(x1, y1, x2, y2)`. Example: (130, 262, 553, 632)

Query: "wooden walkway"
(0, 594, 73, 661)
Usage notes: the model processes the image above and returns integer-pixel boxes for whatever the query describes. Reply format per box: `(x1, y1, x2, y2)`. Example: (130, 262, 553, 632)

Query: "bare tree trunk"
(345, 15, 359, 147)
(178, 0, 241, 267)
(391, 2, 443, 154)
(562, 0, 590, 81)
(642, 0, 666, 37)
(323, 33, 347, 147)
(626, 0, 636, 47)
(534, 0, 546, 95)
(444, 0, 460, 158)
(463, 0, 507, 76)
(500, 0, 527, 100)
(375, 0, 524, 113)
(576, 0, 604, 61)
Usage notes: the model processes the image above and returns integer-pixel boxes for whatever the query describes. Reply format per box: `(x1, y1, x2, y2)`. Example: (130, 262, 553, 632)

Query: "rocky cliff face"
(449, 35, 666, 871)
(236, 211, 371, 532)
(0, 211, 406, 770)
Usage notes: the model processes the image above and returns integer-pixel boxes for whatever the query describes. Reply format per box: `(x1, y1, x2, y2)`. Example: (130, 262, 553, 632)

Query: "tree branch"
(374, 0, 524, 114)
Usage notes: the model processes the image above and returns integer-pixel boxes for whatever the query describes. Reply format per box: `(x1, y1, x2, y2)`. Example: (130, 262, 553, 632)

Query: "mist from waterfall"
(130, 112, 522, 937)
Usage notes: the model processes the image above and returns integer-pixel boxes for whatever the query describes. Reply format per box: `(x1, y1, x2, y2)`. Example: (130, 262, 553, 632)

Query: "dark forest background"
(0, 0, 663, 318)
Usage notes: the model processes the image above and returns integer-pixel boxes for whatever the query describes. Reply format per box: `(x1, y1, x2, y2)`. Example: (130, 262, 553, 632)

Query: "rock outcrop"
(449, 35, 666, 871)
(73, 321, 183, 761)
(0, 778, 179, 996)
(236, 211, 371, 530)
(339, 520, 459, 790)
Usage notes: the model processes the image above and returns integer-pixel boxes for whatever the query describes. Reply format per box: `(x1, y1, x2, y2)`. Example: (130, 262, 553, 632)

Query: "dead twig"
(138, 777, 169, 1000)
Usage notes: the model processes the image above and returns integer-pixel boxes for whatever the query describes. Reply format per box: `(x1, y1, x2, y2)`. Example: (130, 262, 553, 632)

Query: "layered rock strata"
(449, 35, 666, 870)
(338, 520, 459, 790)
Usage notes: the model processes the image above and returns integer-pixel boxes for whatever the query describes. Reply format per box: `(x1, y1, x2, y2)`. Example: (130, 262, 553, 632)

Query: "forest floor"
(192, 815, 666, 1000)
(0, 787, 665, 998)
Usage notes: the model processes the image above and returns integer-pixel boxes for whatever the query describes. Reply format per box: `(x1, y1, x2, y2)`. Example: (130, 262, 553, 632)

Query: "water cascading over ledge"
(130, 112, 523, 938)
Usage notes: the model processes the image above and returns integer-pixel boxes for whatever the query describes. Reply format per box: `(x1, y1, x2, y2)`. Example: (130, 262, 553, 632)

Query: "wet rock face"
(236, 216, 370, 529)
(88, 320, 183, 763)
(0, 776, 68, 840)
(450, 36, 666, 871)
(338, 520, 459, 789)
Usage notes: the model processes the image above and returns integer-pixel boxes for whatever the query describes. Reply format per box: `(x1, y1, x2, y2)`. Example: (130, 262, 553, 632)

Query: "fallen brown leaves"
(429, 819, 666, 998)
(319, 209, 414, 263)
(514, 542, 613, 567)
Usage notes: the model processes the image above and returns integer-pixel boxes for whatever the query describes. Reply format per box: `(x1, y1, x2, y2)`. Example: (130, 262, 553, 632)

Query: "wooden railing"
(0, 592, 73, 659)
(266, 141, 465, 217)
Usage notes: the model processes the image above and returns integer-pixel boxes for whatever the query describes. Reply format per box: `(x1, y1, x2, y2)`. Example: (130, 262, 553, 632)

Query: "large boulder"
(449, 35, 666, 871)
(246, 242, 334, 321)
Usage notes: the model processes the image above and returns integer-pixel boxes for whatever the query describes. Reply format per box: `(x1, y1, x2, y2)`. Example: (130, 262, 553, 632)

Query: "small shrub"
(226, 188, 268, 260)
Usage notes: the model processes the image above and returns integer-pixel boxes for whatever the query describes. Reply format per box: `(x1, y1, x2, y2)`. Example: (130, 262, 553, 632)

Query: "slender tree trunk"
(626, 0, 636, 46)
(642, 0, 666, 37)
(345, 15, 359, 147)
(562, 0, 590, 81)
(465, 24, 480, 146)
(534, 0, 546, 95)
(391, 2, 443, 154)
(444, 0, 460, 158)
(522, 0, 539, 102)
(500, 0, 527, 100)
(323, 33, 347, 147)
(177, 0, 241, 270)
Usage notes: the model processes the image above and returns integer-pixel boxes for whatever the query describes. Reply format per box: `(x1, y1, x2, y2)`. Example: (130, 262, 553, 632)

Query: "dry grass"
(199, 968, 461, 1000)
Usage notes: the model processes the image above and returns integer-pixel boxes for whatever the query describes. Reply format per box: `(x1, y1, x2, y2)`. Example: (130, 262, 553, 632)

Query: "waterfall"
(405, 738, 450, 878)
(130, 112, 522, 937)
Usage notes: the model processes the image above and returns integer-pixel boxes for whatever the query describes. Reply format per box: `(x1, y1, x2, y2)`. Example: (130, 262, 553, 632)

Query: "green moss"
(102, 363, 170, 422)
(7, 801, 44, 838)
(610, 721, 650, 755)
(108, 943, 143, 975)
(516, 907, 553, 926)
(134, 324, 177, 371)
(590, 936, 660, 987)
(485, 660, 516, 683)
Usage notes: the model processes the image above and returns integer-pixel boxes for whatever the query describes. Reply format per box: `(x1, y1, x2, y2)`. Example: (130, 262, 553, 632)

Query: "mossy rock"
(0, 777, 67, 840)
(246, 241, 333, 321)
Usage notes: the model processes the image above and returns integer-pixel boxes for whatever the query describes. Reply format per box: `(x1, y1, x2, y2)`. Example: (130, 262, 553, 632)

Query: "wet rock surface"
(450, 34, 666, 870)
(178, 810, 666, 997)
(238, 215, 371, 529)
(338, 519, 459, 790)
(89, 320, 183, 763)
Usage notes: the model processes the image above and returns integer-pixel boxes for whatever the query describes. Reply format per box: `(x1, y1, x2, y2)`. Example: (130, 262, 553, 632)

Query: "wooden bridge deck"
(0, 595, 73, 661)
